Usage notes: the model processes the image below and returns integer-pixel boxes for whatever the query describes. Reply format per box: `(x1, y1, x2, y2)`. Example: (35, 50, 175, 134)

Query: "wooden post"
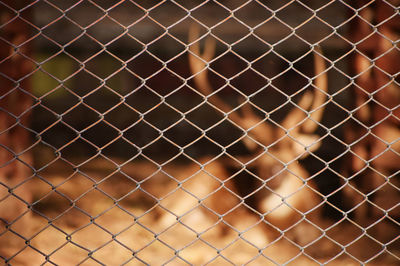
(0, 0, 34, 248)
(347, 0, 400, 221)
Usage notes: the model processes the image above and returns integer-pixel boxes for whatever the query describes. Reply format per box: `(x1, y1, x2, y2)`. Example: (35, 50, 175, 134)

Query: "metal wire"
(0, 0, 399, 265)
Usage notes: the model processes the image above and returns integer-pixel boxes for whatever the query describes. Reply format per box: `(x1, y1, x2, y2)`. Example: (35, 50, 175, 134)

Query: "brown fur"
(181, 24, 329, 243)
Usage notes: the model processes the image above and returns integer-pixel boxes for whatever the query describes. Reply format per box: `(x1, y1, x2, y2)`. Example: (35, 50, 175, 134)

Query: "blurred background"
(31, 0, 351, 162)
(1, 0, 399, 264)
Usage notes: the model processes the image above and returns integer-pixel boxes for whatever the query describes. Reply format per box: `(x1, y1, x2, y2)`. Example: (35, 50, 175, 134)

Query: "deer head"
(188, 25, 328, 229)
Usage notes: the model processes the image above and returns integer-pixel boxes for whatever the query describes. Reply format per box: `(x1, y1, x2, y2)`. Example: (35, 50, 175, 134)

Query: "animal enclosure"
(1, 0, 399, 265)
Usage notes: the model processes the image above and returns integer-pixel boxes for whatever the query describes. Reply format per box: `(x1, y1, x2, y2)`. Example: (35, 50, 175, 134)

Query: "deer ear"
(293, 134, 321, 158)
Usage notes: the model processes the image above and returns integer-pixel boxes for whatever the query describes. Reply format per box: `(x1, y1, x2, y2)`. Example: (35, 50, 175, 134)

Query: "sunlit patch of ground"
(1, 159, 399, 265)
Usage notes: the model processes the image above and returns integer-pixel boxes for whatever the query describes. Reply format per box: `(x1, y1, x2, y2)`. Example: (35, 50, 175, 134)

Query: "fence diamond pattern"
(0, 0, 399, 265)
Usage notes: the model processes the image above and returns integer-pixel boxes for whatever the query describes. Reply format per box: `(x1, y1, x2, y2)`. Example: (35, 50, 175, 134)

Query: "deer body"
(186, 25, 328, 236)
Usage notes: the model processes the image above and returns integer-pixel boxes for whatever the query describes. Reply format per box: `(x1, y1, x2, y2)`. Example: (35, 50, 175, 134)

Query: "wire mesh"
(0, 0, 399, 265)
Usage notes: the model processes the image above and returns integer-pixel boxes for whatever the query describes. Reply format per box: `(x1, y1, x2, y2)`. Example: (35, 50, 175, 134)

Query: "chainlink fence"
(0, 0, 399, 265)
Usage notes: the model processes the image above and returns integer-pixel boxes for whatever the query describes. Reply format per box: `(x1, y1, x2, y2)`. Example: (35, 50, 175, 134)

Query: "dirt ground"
(1, 158, 399, 265)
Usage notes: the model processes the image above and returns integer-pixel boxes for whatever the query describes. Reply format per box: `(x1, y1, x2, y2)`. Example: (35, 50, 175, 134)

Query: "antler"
(281, 48, 327, 133)
(188, 25, 274, 149)
(278, 47, 328, 158)
(188, 24, 327, 157)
